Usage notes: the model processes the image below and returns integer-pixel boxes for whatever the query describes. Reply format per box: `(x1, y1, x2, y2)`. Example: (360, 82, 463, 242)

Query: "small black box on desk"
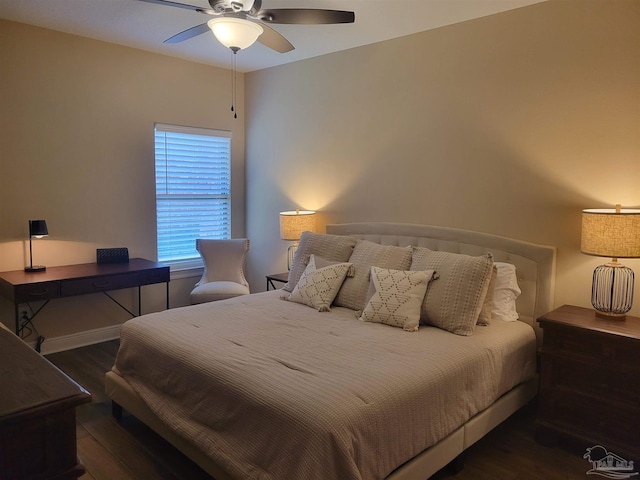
(96, 247, 129, 264)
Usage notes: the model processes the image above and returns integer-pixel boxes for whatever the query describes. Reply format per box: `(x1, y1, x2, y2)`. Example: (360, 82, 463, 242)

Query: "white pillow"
(287, 255, 353, 312)
(359, 267, 437, 332)
(492, 262, 521, 321)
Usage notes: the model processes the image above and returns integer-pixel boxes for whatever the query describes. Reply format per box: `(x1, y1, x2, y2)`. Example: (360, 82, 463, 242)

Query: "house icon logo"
(584, 445, 638, 478)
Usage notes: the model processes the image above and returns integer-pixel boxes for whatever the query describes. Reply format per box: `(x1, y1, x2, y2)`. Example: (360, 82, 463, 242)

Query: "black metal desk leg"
(14, 304, 19, 335)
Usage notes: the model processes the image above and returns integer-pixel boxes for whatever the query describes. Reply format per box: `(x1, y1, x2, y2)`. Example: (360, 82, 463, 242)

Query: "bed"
(105, 222, 556, 480)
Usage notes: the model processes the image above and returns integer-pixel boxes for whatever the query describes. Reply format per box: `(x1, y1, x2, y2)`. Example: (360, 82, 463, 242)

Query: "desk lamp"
(25, 220, 48, 272)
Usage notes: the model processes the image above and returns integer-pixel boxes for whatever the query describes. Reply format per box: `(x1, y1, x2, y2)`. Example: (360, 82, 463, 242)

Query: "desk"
(0, 325, 91, 479)
(0, 258, 169, 351)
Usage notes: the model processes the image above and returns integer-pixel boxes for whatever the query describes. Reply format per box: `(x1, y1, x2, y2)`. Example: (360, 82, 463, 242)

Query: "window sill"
(165, 260, 204, 280)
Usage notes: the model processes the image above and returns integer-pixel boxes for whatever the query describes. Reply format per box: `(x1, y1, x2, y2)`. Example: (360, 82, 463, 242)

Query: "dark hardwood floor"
(46, 340, 590, 480)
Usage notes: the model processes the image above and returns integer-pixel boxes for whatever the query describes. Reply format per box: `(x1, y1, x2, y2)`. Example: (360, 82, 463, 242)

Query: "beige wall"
(0, 20, 246, 342)
(245, 1, 640, 314)
(1, 0, 639, 348)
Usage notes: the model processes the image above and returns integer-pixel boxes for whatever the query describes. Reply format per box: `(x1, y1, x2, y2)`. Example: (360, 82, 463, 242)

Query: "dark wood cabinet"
(0, 327, 91, 479)
(537, 305, 640, 460)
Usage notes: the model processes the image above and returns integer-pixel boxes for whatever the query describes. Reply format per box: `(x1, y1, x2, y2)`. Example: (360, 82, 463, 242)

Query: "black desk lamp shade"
(25, 220, 48, 272)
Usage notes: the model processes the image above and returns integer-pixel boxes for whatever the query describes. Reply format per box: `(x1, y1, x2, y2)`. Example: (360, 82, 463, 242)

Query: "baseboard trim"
(30, 324, 122, 355)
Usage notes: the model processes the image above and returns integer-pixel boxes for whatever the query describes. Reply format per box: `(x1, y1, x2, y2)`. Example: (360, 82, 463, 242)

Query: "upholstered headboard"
(326, 222, 557, 344)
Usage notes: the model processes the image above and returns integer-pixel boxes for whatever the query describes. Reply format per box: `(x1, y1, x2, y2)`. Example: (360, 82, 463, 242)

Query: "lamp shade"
(279, 210, 316, 241)
(29, 220, 48, 238)
(581, 207, 640, 259)
(207, 18, 264, 50)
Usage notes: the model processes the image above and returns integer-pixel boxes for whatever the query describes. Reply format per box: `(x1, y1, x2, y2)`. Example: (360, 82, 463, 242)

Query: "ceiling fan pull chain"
(232, 49, 238, 119)
(229, 47, 238, 119)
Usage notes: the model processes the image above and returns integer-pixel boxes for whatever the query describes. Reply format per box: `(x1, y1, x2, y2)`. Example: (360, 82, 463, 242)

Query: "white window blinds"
(155, 124, 231, 264)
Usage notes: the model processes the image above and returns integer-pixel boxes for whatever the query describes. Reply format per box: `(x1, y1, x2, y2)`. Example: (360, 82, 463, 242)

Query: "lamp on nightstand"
(581, 205, 640, 318)
(25, 220, 49, 273)
(279, 210, 316, 270)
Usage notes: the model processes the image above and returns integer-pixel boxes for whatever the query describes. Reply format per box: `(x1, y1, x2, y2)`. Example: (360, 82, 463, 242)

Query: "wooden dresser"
(0, 326, 91, 479)
(537, 305, 640, 460)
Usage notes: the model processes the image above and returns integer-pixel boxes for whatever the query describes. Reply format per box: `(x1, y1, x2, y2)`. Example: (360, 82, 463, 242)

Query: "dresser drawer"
(541, 358, 640, 407)
(60, 273, 140, 296)
(14, 282, 60, 303)
(138, 267, 170, 286)
(542, 323, 639, 367)
(549, 390, 640, 457)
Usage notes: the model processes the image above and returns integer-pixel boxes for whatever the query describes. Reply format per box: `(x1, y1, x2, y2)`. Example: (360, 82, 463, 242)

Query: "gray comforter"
(113, 290, 535, 480)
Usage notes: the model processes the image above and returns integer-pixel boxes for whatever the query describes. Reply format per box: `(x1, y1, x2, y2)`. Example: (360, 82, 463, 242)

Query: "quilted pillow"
(284, 232, 357, 292)
(410, 247, 494, 335)
(334, 240, 413, 312)
(287, 255, 353, 312)
(477, 264, 497, 326)
(360, 267, 437, 331)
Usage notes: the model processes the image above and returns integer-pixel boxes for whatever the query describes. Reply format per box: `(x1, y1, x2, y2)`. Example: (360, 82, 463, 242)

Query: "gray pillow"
(334, 240, 413, 311)
(284, 232, 357, 292)
(410, 247, 494, 335)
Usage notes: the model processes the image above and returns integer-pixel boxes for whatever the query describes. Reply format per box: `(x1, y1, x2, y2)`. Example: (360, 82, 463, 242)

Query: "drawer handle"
(94, 281, 112, 288)
(28, 289, 49, 296)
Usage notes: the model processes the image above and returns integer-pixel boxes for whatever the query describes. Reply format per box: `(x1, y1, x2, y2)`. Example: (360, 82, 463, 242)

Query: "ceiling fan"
(136, 0, 355, 53)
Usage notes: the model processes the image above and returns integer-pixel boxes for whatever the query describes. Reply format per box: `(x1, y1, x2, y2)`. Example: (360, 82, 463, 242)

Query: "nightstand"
(536, 305, 640, 460)
(266, 272, 289, 291)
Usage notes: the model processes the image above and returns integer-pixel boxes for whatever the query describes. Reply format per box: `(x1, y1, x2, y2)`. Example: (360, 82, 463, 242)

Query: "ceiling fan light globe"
(207, 18, 263, 50)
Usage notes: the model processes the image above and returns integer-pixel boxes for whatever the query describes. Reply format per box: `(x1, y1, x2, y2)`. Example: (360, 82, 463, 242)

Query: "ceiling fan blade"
(135, 0, 217, 15)
(257, 24, 294, 53)
(257, 9, 355, 25)
(164, 23, 211, 44)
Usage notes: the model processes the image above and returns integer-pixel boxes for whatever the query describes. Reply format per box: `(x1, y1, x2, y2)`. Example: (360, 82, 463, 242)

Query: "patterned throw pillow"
(287, 255, 353, 312)
(284, 232, 357, 292)
(360, 267, 437, 332)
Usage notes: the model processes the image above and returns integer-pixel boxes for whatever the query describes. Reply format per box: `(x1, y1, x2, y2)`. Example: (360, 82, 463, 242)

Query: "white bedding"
(113, 289, 536, 480)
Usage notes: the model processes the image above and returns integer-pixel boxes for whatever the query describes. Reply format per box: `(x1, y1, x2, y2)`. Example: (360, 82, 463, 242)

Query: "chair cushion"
(190, 281, 250, 304)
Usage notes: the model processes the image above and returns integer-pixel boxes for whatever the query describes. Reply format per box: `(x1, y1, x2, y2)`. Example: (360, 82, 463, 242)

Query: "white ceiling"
(0, 0, 545, 73)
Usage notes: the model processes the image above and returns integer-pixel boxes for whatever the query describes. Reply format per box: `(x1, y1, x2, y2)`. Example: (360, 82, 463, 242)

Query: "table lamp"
(279, 210, 316, 270)
(25, 220, 49, 272)
(581, 205, 640, 318)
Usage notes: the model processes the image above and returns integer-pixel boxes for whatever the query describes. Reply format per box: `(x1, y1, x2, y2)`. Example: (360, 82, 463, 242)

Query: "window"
(154, 123, 231, 267)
